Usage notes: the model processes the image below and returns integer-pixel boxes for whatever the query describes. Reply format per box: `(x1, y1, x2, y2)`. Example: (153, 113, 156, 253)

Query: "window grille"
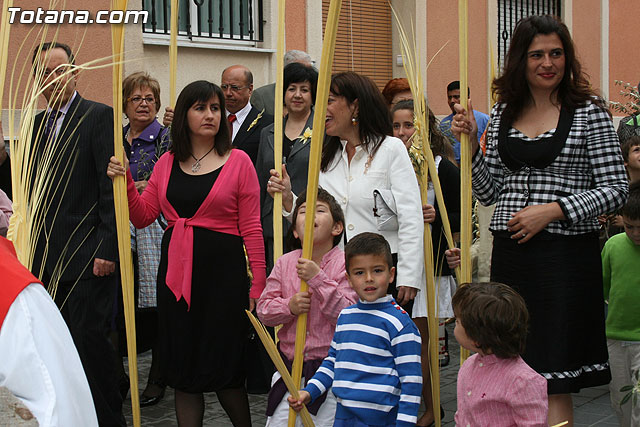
(143, 0, 263, 42)
(497, 0, 561, 71)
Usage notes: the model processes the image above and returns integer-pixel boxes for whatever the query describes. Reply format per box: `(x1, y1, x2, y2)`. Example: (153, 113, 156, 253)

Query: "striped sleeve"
(555, 103, 628, 224)
(304, 340, 336, 402)
(391, 322, 422, 426)
(471, 104, 503, 207)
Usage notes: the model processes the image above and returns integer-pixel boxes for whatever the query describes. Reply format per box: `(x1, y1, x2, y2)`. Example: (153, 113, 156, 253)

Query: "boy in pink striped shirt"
(453, 282, 548, 427)
(257, 188, 358, 426)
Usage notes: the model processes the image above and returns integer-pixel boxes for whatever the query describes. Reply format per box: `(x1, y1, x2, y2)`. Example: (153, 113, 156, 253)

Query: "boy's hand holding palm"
(289, 291, 312, 315)
(289, 258, 321, 315)
(287, 391, 311, 412)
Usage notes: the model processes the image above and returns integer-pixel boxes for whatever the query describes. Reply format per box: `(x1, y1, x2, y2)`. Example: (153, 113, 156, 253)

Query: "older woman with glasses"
(124, 72, 170, 191)
(120, 71, 170, 406)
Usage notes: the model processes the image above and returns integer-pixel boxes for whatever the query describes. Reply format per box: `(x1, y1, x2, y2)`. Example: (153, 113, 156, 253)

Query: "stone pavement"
(124, 324, 620, 426)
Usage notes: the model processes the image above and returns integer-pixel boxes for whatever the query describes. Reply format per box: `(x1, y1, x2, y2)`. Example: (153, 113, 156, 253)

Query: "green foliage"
(619, 370, 640, 409)
(610, 80, 640, 116)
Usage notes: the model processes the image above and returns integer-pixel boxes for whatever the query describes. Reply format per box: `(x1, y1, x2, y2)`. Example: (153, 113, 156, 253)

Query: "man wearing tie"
(30, 42, 124, 426)
(221, 65, 273, 164)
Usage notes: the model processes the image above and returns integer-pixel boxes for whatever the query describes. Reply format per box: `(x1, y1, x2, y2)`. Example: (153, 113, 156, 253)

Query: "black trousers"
(51, 273, 126, 427)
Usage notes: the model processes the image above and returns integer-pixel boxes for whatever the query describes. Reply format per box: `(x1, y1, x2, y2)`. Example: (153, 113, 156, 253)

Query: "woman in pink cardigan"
(108, 80, 265, 427)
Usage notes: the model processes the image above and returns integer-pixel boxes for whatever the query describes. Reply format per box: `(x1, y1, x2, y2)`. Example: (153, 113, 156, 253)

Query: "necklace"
(125, 127, 142, 142)
(190, 146, 215, 173)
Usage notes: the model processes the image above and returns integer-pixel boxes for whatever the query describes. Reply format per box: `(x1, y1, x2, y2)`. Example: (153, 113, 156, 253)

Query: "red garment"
(0, 237, 42, 328)
(126, 149, 266, 307)
(480, 126, 489, 155)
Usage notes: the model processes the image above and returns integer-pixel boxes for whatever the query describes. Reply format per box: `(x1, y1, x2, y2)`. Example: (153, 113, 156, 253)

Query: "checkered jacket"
(472, 100, 629, 235)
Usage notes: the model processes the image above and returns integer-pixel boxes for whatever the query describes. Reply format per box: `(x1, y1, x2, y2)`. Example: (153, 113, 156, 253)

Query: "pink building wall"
(3, 0, 114, 109)
(426, 1, 490, 117)
(609, 0, 640, 107)
(285, 0, 307, 52)
(570, 0, 602, 95)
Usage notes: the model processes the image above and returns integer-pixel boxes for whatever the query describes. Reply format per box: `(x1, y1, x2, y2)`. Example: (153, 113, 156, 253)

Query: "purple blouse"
(124, 120, 169, 181)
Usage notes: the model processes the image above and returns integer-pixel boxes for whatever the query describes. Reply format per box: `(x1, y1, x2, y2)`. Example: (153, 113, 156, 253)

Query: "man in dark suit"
(30, 42, 125, 426)
(221, 65, 273, 164)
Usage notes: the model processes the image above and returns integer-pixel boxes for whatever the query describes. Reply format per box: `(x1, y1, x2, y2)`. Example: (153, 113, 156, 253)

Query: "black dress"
(157, 159, 250, 392)
(491, 111, 611, 394)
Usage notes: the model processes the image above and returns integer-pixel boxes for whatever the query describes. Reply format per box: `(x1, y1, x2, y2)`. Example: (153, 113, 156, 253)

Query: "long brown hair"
(391, 99, 455, 160)
(170, 81, 231, 162)
(320, 72, 393, 172)
(492, 15, 598, 125)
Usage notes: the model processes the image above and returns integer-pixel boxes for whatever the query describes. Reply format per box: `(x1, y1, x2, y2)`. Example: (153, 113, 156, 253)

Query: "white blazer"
(287, 136, 424, 290)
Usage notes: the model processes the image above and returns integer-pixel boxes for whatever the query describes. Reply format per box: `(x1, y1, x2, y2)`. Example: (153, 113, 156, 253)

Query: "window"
(322, 0, 392, 89)
(143, 0, 263, 42)
(497, 0, 561, 70)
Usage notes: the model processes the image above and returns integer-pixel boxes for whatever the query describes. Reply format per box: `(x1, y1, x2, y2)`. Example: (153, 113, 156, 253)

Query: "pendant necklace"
(190, 146, 215, 173)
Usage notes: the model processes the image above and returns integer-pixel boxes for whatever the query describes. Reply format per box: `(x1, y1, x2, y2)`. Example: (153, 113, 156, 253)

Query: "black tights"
(175, 387, 251, 427)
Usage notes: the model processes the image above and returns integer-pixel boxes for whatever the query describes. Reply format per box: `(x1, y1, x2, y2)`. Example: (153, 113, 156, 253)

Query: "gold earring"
(351, 116, 358, 126)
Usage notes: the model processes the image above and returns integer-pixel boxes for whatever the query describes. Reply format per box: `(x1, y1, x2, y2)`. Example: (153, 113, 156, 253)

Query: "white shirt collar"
(226, 101, 253, 126)
(359, 294, 394, 304)
(227, 102, 254, 141)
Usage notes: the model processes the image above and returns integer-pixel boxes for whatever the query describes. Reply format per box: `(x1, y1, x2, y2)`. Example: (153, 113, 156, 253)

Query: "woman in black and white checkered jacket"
(449, 15, 628, 425)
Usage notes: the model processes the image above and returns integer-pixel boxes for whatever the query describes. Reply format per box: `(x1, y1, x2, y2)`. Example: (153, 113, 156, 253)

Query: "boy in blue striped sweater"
(288, 232, 422, 426)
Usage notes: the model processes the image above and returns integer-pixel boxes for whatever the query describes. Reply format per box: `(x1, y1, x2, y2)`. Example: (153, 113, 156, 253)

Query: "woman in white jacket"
(267, 72, 424, 307)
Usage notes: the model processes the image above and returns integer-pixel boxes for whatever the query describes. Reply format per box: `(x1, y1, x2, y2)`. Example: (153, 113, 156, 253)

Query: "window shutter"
(322, 0, 392, 89)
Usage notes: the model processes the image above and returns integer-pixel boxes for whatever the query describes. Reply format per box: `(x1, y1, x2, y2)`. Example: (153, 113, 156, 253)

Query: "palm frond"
(246, 311, 315, 427)
(2, 6, 141, 425)
(390, 5, 447, 426)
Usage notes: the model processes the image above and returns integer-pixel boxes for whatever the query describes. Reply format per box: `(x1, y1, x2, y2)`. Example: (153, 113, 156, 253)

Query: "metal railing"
(143, 0, 263, 42)
(497, 0, 561, 70)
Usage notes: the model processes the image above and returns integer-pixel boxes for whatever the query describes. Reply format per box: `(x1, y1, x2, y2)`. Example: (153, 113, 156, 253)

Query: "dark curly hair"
(283, 62, 318, 105)
(492, 15, 599, 125)
(452, 282, 529, 359)
(622, 181, 640, 221)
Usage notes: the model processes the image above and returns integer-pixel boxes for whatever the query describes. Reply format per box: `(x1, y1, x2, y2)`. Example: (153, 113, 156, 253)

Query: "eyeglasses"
(128, 96, 156, 105)
(43, 67, 68, 78)
(220, 84, 248, 93)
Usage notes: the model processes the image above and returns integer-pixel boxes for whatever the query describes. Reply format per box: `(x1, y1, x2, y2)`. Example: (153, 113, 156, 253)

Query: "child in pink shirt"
(453, 282, 548, 427)
(257, 188, 358, 426)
